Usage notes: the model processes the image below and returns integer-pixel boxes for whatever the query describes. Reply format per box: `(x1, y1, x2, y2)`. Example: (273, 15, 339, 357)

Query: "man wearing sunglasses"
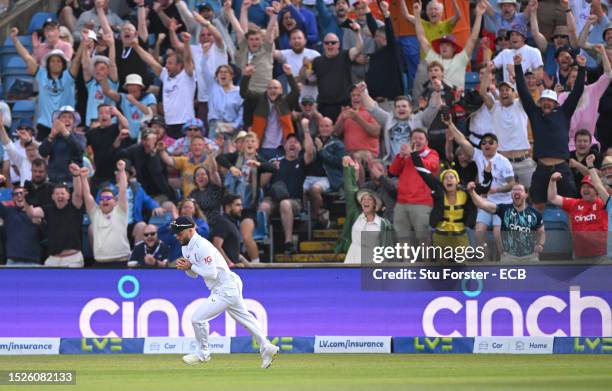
(82, 159, 131, 267)
(446, 117, 515, 260)
(173, 215, 279, 368)
(128, 225, 169, 268)
(0, 186, 44, 267)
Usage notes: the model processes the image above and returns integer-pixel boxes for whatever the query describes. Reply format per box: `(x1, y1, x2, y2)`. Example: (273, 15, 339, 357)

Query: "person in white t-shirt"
(493, 23, 544, 83)
(447, 119, 515, 260)
(83, 159, 131, 267)
(132, 32, 196, 139)
(480, 62, 535, 189)
(413, 0, 486, 89)
(173, 216, 279, 368)
(274, 29, 320, 99)
(168, 15, 228, 128)
(468, 63, 495, 146)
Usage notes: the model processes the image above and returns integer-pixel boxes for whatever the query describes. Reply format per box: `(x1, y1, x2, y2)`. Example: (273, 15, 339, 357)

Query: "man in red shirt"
(334, 84, 381, 184)
(389, 129, 440, 248)
(548, 172, 608, 259)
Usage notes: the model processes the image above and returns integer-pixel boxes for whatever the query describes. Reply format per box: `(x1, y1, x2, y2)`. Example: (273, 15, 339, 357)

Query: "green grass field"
(1, 354, 611, 391)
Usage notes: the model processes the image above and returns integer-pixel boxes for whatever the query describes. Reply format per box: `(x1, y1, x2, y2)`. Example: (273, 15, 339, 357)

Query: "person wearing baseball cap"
(9, 26, 86, 141)
(33, 17, 74, 65)
(415, 0, 486, 89)
(493, 21, 544, 83)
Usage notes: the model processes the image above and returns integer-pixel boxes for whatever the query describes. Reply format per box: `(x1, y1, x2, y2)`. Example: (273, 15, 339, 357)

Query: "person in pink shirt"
(32, 19, 74, 65)
(558, 44, 611, 151)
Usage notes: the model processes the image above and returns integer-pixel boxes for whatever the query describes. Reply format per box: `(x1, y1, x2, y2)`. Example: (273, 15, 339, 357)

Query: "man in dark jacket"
(515, 52, 586, 211)
(117, 130, 176, 202)
(0, 186, 43, 266)
(240, 62, 300, 161)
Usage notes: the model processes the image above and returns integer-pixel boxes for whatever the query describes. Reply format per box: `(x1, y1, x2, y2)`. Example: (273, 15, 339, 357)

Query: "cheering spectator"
(82, 160, 131, 267)
(132, 31, 196, 139)
(10, 27, 85, 141)
(414, 0, 485, 89)
(211, 194, 247, 267)
(39, 106, 84, 185)
(586, 155, 612, 258)
(365, 1, 404, 103)
(363, 159, 397, 223)
(102, 73, 157, 140)
(24, 159, 54, 208)
(159, 135, 219, 197)
(168, 13, 228, 126)
(447, 117, 515, 259)
(339, 156, 394, 264)
(74, 0, 124, 43)
(559, 44, 612, 151)
(158, 198, 210, 262)
(0, 186, 43, 266)
(273, 29, 320, 99)
(117, 130, 176, 202)
(262, 134, 314, 255)
(570, 130, 602, 185)
(167, 119, 209, 156)
(548, 171, 608, 260)
(128, 225, 170, 268)
(32, 18, 74, 64)
(515, 52, 586, 211)
(0, 118, 40, 187)
(483, 0, 531, 35)
(389, 129, 440, 248)
(240, 63, 300, 160)
(201, 55, 243, 140)
(276, 4, 308, 50)
(227, 0, 278, 93)
(301, 22, 363, 122)
(82, 34, 119, 126)
(334, 84, 381, 184)
(189, 166, 225, 224)
(86, 104, 131, 191)
(302, 117, 344, 227)
(360, 82, 441, 163)
(112, 10, 151, 88)
(286, 0, 318, 47)
(479, 63, 534, 189)
(468, 181, 545, 262)
(26, 165, 85, 267)
(316, 0, 351, 40)
(493, 24, 543, 83)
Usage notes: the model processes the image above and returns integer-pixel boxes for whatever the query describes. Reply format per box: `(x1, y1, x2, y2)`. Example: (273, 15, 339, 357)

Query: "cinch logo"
(414, 337, 453, 352)
(79, 276, 268, 338)
(574, 213, 597, 222)
(422, 286, 611, 337)
(573, 337, 612, 353)
(508, 223, 532, 233)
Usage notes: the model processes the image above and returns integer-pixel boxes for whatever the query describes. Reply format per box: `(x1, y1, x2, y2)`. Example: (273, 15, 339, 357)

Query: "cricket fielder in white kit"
(172, 216, 280, 368)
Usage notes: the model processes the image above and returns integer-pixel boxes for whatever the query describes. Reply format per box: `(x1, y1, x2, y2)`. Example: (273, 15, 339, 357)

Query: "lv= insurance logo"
(414, 337, 453, 352)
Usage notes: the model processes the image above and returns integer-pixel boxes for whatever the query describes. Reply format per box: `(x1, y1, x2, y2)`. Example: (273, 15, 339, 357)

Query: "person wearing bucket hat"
(340, 156, 394, 264)
(415, 0, 486, 89)
(33, 18, 74, 65)
(515, 51, 587, 212)
(548, 170, 608, 259)
(39, 106, 84, 184)
(9, 26, 87, 141)
(493, 22, 544, 83)
(83, 50, 119, 126)
(102, 73, 157, 140)
(482, 0, 532, 36)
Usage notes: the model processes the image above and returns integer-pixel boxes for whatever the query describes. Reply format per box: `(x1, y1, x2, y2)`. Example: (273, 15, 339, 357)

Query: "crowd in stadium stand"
(0, 0, 611, 267)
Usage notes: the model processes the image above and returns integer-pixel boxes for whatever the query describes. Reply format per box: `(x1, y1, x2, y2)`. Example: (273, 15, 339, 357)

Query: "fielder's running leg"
(183, 292, 227, 365)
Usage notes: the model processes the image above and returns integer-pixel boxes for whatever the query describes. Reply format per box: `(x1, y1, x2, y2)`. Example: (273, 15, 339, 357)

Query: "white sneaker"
(261, 344, 280, 369)
(182, 353, 210, 366)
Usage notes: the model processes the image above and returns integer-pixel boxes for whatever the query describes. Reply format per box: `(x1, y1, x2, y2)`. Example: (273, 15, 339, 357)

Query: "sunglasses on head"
(144, 232, 157, 237)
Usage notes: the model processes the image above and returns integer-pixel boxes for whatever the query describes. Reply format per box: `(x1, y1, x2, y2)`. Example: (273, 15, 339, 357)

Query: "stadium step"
(299, 241, 336, 252)
(313, 228, 341, 240)
(274, 253, 345, 263)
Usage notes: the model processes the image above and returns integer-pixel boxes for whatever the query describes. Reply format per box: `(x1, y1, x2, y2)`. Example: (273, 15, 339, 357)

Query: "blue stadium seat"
(0, 188, 13, 202)
(465, 72, 480, 91)
(27, 12, 57, 34)
(11, 99, 36, 114)
(2, 56, 28, 75)
(149, 212, 173, 228)
(0, 35, 32, 55)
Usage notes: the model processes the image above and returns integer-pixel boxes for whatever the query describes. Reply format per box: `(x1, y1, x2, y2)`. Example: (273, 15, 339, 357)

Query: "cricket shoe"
(182, 353, 211, 366)
(261, 344, 280, 369)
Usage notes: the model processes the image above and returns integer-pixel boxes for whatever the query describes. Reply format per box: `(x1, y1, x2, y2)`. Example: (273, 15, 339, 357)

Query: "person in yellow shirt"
(158, 135, 219, 197)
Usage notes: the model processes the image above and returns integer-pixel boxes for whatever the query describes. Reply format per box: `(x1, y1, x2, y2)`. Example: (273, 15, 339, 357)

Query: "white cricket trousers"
(191, 274, 269, 358)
